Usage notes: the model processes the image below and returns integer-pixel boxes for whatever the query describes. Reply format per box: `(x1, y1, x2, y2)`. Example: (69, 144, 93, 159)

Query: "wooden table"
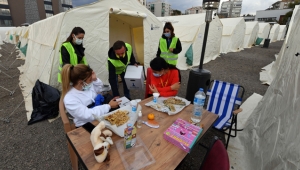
(67, 97, 218, 170)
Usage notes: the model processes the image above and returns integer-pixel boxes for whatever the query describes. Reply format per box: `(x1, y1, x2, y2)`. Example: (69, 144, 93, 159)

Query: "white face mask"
(82, 81, 92, 91)
(74, 36, 83, 45)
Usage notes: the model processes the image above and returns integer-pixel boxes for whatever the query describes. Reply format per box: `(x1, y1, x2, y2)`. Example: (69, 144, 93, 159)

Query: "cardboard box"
(163, 118, 203, 153)
(124, 66, 144, 90)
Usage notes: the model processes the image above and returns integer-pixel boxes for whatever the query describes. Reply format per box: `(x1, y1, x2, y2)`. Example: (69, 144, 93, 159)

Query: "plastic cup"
(153, 93, 160, 103)
(130, 100, 137, 113)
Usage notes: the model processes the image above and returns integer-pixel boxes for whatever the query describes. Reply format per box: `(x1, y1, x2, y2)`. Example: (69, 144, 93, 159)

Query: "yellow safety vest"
(58, 42, 88, 82)
(159, 37, 178, 66)
(108, 43, 132, 75)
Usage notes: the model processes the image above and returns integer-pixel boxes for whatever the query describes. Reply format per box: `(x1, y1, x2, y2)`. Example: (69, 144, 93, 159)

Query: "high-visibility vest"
(159, 37, 178, 66)
(108, 43, 132, 75)
(58, 42, 88, 83)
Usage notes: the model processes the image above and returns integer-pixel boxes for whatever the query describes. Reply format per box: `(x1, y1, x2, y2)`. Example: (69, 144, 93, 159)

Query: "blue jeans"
(116, 73, 131, 99)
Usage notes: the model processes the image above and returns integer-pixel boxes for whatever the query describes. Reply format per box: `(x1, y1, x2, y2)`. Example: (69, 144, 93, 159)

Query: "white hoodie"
(64, 78, 111, 127)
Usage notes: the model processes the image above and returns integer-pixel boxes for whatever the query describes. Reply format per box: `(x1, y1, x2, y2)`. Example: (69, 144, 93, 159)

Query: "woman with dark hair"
(148, 57, 181, 97)
(58, 27, 88, 82)
(61, 64, 120, 127)
(156, 22, 182, 66)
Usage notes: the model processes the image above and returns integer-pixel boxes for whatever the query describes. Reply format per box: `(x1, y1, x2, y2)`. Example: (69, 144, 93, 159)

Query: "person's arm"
(92, 78, 103, 94)
(129, 51, 138, 65)
(64, 97, 111, 124)
(156, 41, 161, 58)
(61, 46, 70, 66)
(108, 60, 120, 97)
(172, 38, 182, 54)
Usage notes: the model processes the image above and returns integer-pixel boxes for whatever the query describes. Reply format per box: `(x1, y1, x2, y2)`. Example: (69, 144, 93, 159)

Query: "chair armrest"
(233, 108, 243, 115)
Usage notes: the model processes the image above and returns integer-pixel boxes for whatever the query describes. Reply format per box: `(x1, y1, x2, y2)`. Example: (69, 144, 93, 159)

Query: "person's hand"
(171, 82, 181, 91)
(169, 48, 174, 52)
(134, 63, 138, 67)
(149, 84, 158, 93)
(91, 71, 97, 81)
(109, 98, 121, 108)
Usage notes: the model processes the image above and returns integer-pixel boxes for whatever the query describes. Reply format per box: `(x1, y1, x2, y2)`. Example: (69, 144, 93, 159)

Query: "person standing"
(108, 40, 138, 99)
(58, 27, 88, 82)
(156, 22, 182, 66)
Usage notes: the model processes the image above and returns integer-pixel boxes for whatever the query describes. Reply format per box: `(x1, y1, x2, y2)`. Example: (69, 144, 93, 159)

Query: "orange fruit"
(147, 113, 155, 120)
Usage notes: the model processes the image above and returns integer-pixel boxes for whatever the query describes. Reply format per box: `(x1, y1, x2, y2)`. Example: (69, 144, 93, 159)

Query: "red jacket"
(149, 69, 179, 97)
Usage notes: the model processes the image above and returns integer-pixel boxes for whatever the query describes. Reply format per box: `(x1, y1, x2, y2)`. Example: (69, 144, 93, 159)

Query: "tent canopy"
(220, 17, 246, 54)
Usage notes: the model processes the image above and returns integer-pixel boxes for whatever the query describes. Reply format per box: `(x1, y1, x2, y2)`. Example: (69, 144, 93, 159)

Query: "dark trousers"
(115, 72, 131, 100)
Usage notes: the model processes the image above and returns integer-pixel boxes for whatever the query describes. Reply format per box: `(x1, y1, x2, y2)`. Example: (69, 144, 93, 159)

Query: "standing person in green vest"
(58, 27, 88, 82)
(156, 22, 182, 66)
(108, 40, 138, 100)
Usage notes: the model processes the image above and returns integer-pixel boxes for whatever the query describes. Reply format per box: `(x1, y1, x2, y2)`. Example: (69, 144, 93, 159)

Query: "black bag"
(28, 80, 61, 125)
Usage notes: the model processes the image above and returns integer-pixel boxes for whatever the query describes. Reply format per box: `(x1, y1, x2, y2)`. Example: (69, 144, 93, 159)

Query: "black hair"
(163, 22, 175, 38)
(65, 27, 85, 43)
(150, 57, 177, 71)
(113, 40, 126, 51)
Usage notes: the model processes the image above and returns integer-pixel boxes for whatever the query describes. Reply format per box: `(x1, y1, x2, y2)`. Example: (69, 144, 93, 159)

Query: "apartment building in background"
(185, 6, 205, 15)
(147, 0, 171, 17)
(268, 0, 295, 10)
(137, 0, 147, 6)
(0, 0, 72, 27)
(219, 0, 243, 18)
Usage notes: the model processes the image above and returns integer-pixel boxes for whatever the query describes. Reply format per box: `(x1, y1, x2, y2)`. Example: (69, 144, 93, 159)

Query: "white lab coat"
(64, 78, 111, 127)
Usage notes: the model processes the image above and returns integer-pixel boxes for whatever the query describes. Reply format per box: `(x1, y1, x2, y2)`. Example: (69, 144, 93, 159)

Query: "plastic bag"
(28, 80, 60, 125)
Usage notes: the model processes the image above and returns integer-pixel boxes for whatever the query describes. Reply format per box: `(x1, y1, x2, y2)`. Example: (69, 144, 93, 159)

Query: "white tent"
(157, 13, 223, 70)
(258, 23, 271, 45)
(269, 23, 280, 42)
(228, 5, 300, 169)
(220, 17, 245, 54)
(243, 21, 259, 48)
(17, 0, 162, 119)
(277, 25, 287, 40)
(0, 27, 15, 44)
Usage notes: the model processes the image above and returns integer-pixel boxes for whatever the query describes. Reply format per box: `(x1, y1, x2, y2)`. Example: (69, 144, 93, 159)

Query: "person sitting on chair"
(148, 57, 181, 97)
(61, 64, 120, 127)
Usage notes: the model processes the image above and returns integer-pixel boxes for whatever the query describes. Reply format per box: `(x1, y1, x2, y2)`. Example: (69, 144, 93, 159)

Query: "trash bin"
(263, 38, 270, 48)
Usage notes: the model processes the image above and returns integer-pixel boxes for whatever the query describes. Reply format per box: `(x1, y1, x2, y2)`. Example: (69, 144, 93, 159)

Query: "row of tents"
(0, 0, 287, 119)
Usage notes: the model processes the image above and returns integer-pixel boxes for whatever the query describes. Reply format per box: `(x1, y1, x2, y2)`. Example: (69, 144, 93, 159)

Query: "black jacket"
(60, 42, 85, 66)
(108, 46, 137, 97)
(156, 35, 182, 57)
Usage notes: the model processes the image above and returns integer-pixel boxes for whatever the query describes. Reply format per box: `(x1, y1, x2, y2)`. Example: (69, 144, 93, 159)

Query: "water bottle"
(191, 88, 206, 124)
(137, 111, 143, 128)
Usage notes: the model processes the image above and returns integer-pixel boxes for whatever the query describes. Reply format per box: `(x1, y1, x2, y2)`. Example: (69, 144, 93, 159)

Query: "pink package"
(163, 118, 203, 153)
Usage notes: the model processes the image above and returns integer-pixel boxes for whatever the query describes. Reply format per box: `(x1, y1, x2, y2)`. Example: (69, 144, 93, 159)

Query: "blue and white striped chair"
(206, 80, 244, 149)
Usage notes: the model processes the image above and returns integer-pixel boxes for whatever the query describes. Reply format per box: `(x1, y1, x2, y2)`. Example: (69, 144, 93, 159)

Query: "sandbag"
(28, 80, 60, 125)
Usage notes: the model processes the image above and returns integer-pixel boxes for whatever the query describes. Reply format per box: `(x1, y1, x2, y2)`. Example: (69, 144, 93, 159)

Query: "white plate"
(100, 105, 140, 137)
(145, 96, 190, 115)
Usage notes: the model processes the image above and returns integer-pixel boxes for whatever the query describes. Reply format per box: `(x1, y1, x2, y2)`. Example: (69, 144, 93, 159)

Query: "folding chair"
(59, 98, 78, 170)
(206, 80, 244, 149)
(199, 136, 230, 170)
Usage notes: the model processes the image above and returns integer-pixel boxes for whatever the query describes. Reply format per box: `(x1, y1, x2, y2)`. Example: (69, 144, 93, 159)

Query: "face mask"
(164, 32, 171, 38)
(74, 36, 83, 45)
(153, 73, 162, 77)
(82, 81, 92, 91)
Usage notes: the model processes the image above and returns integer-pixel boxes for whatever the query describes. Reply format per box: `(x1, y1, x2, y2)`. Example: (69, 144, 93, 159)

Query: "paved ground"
(0, 41, 283, 169)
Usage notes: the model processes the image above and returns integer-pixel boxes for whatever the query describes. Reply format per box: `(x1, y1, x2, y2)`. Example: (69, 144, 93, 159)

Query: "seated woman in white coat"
(61, 64, 120, 127)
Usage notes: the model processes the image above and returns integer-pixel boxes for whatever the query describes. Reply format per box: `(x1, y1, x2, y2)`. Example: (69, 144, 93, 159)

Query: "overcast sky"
(72, 0, 276, 15)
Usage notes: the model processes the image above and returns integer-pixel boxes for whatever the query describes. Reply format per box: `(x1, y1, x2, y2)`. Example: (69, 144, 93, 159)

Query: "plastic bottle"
(191, 88, 206, 124)
(137, 111, 142, 128)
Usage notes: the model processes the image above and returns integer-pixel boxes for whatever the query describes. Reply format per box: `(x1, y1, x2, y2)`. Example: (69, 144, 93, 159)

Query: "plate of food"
(93, 105, 139, 137)
(145, 96, 190, 115)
